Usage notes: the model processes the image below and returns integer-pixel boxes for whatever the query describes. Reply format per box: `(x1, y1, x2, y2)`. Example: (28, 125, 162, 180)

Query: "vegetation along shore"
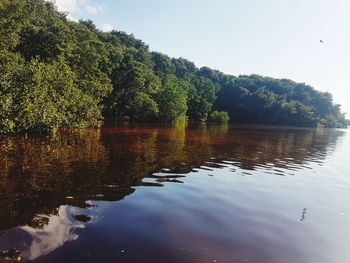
(0, 0, 347, 135)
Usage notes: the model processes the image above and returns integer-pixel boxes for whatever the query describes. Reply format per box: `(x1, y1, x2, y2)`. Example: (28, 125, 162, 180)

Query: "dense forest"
(0, 0, 347, 134)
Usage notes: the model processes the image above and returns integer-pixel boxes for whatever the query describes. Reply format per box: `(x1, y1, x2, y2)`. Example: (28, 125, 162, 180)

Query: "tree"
(106, 54, 161, 120)
(187, 77, 219, 121)
(172, 57, 197, 80)
(156, 75, 190, 123)
(152, 52, 175, 75)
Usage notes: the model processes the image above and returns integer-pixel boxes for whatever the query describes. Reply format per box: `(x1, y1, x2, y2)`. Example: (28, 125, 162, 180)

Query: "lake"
(0, 123, 349, 263)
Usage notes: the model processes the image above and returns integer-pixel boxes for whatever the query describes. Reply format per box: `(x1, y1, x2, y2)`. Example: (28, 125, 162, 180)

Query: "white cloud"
(81, 0, 104, 14)
(50, 0, 103, 15)
(48, 0, 78, 12)
(101, 24, 114, 32)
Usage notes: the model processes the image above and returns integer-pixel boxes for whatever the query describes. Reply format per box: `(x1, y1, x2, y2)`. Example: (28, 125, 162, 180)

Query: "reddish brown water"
(0, 123, 349, 263)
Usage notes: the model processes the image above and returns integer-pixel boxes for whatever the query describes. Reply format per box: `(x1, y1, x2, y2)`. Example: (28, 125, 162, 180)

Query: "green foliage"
(0, 50, 21, 133)
(0, 52, 104, 133)
(156, 75, 190, 123)
(0, 0, 111, 134)
(187, 77, 219, 121)
(0, 0, 347, 134)
(106, 54, 160, 120)
(152, 52, 175, 75)
(212, 75, 346, 128)
(209, 111, 230, 123)
(172, 58, 197, 80)
(0, 0, 27, 51)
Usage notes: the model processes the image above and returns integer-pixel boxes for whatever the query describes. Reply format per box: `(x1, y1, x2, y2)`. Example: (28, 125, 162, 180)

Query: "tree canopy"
(0, 0, 346, 134)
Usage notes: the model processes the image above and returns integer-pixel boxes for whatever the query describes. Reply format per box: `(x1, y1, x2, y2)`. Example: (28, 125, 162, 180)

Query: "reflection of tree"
(0, 129, 117, 232)
(198, 122, 230, 137)
(212, 126, 342, 170)
(0, 124, 344, 235)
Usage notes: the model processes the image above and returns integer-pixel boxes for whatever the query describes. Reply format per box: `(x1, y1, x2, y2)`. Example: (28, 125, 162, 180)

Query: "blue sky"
(53, 0, 350, 116)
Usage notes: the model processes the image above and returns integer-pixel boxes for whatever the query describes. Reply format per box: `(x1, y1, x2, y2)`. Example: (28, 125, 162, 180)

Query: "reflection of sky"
(0, 206, 88, 261)
(0, 200, 114, 261)
(20, 206, 85, 261)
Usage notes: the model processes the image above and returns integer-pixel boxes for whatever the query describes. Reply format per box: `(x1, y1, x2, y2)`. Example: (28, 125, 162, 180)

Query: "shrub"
(209, 111, 230, 123)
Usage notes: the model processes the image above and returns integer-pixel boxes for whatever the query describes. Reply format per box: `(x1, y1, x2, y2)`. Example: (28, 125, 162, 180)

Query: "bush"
(209, 111, 230, 123)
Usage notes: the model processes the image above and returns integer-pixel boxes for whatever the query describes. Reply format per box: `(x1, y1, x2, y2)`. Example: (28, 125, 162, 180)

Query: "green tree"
(187, 77, 219, 121)
(156, 75, 190, 123)
(106, 54, 161, 120)
(152, 52, 175, 75)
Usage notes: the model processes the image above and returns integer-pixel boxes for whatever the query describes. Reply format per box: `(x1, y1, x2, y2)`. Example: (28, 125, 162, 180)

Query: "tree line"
(0, 0, 346, 134)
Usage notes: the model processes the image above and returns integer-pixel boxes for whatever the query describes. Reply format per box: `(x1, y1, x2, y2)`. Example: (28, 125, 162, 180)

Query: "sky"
(52, 0, 350, 116)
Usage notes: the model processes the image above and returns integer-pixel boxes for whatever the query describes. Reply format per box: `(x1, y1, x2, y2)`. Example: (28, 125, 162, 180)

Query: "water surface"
(0, 123, 349, 263)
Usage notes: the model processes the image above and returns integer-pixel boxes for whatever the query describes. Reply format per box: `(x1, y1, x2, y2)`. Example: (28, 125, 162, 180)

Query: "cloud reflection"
(0, 206, 86, 261)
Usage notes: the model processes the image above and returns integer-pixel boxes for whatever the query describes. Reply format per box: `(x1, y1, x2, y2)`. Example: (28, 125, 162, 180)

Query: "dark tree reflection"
(0, 123, 344, 234)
